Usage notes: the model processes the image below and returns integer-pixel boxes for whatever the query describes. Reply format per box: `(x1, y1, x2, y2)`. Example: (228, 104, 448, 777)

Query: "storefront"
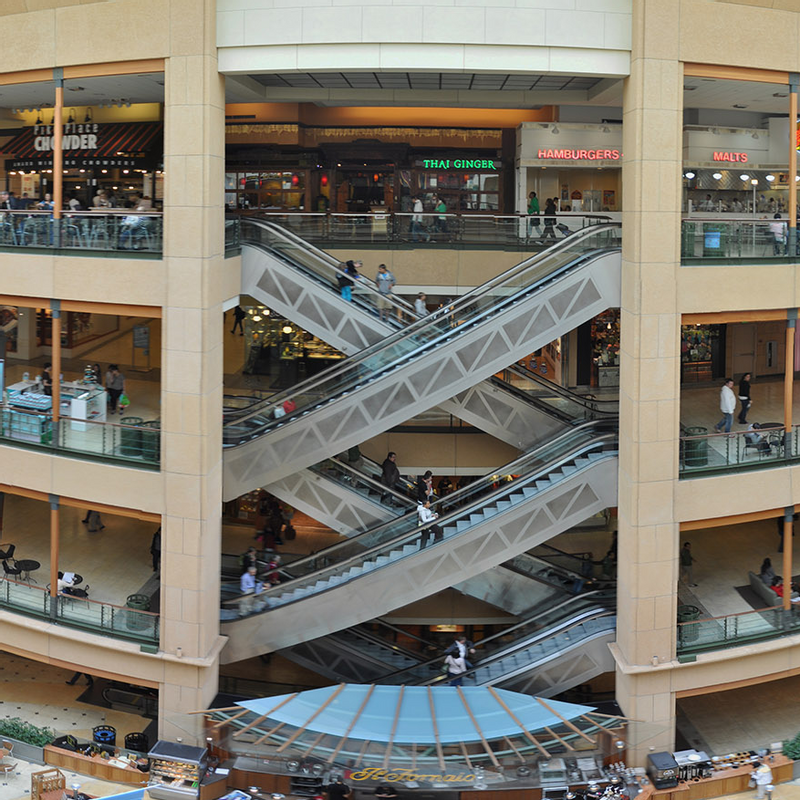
(516, 122, 623, 216)
(682, 120, 798, 213)
(2, 119, 163, 209)
(225, 117, 512, 214)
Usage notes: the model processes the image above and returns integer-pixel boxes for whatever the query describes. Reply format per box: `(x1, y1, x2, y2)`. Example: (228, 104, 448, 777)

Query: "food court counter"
(635, 755, 793, 800)
(44, 744, 148, 785)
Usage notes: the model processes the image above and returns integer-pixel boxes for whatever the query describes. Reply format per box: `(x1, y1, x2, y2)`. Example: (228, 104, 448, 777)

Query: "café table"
(15, 559, 41, 583)
(62, 571, 83, 586)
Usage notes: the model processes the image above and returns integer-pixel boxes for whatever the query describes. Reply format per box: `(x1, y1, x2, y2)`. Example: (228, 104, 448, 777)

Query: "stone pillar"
(158, 0, 226, 743)
(613, 0, 683, 763)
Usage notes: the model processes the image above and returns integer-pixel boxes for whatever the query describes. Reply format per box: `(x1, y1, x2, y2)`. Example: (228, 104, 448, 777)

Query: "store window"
(36, 310, 119, 348)
(226, 171, 307, 211)
(413, 171, 500, 212)
(681, 324, 725, 383)
(592, 310, 620, 387)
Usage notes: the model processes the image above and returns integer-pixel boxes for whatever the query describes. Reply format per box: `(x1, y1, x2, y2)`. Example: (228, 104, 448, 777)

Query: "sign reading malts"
(712, 151, 748, 162)
(349, 767, 475, 783)
(423, 159, 497, 169)
(33, 123, 100, 152)
(537, 148, 620, 160)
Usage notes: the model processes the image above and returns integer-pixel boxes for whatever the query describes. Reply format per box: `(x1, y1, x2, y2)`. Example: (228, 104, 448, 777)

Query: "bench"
(748, 571, 779, 607)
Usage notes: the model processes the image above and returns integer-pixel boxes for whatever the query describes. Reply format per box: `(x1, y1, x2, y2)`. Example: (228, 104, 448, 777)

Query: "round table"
(15, 559, 40, 583)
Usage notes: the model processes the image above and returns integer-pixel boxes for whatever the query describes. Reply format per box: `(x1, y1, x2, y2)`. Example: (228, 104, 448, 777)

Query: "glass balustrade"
(0, 577, 159, 645)
(0, 408, 160, 468)
(681, 218, 798, 263)
(0, 211, 162, 254)
(677, 604, 800, 655)
(679, 425, 800, 476)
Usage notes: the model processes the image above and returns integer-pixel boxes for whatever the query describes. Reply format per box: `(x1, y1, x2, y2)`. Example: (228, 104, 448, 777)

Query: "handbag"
(440, 661, 450, 674)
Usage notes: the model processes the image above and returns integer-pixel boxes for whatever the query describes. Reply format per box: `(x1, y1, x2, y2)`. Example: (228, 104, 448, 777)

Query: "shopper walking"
(338, 261, 357, 302)
(417, 500, 443, 549)
(769, 213, 786, 255)
(375, 263, 396, 321)
(542, 198, 558, 241)
(65, 672, 94, 687)
(414, 292, 429, 316)
(752, 761, 773, 800)
(679, 541, 697, 586)
(150, 527, 162, 572)
(416, 470, 434, 503)
(738, 372, 752, 424)
(527, 191, 541, 239)
(105, 364, 126, 415)
(434, 194, 448, 235)
(713, 377, 736, 433)
(410, 195, 429, 242)
(444, 635, 476, 660)
(231, 305, 246, 335)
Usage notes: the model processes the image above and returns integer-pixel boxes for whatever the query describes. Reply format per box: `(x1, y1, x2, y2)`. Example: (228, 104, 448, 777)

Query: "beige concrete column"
(158, 0, 226, 743)
(613, 0, 683, 763)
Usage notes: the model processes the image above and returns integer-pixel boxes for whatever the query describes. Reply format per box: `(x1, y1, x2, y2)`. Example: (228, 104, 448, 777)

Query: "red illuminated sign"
(537, 148, 620, 160)
(712, 151, 748, 162)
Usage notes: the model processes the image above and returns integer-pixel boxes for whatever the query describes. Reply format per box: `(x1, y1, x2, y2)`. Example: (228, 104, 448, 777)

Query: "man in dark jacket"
(380, 451, 400, 504)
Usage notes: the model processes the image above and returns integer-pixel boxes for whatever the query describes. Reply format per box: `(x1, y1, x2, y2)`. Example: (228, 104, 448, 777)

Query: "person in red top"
(771, 576, 800, 601)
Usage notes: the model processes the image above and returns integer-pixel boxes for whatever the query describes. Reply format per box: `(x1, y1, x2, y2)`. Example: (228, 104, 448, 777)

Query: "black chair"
(0, 544, 14, 561)
(2, 560, 22, 578)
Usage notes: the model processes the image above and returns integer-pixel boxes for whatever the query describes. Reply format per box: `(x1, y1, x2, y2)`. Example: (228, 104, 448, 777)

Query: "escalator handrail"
(220, 431, 615, 610)
(223, 421, 613, 595)
(504, 364, 619, 414)
(419, 609, 617, 686)
(503, 551, 592, 586)
(372, 591, 615, 682)
(315, 455, 417, 506)
(342, 627, 426, 664)
(224, 224, 621, 433)
(241, 217, 417, 314)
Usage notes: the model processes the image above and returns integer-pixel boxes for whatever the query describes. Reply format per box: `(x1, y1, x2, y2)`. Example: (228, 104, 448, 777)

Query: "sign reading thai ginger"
(349, 767, 475, 783)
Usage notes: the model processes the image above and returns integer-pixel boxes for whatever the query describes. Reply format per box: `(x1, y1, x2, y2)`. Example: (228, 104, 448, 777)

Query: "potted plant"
(0, 717, 56, 763)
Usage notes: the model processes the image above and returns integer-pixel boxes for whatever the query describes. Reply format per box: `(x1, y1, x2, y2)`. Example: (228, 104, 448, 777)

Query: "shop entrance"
(526, 166, 621, 213)
(333, 166, 395, 213)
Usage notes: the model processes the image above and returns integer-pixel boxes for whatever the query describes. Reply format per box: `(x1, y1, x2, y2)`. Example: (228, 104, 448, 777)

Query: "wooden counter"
(44, 745, 148, 785)
(636, 755, 793, 800)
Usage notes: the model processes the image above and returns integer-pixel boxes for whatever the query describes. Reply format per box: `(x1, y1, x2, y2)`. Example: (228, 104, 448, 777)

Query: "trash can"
(120, 416, 143, 457)
(681, 221, 696, 259)
(677, 604, 701, 644)
(683, 426, 708, 467)
(126, 593, 150, 631)
(93, 725, 116, 747)
(702, 222, 727, 257)
(139, 420, 161, 463)
(124, 732, 149, 753)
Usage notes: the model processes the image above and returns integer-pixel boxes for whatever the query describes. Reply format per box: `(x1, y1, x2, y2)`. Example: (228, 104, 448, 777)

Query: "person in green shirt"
(527, 191, 541, 239)
(434, 194, 448, 235)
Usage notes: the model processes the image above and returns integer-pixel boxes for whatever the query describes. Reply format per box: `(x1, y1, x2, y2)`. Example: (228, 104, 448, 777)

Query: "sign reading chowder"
(33, 123, 100, 152)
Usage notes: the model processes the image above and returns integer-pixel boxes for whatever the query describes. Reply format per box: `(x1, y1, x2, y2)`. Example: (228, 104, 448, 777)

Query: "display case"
(681, 324, 723, 384)
(148, 741, 207, 800)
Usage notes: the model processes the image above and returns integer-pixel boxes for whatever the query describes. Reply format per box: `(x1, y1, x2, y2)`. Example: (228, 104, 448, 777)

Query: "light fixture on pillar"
(551, 125, 560, 134)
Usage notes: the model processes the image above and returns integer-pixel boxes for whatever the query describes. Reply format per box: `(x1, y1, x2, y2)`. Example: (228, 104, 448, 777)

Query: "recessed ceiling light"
(712, 172, 722, 180)
(733, 104, 748, 109)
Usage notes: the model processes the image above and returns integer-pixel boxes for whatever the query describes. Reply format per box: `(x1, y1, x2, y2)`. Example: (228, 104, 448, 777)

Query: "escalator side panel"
(267, 467, 395, 536)
(453, 566, 564, 616)
(281, 639, 396, 683)
(223, 252, 620, 499)
(441, 383, 567, 450)
(220, 454, 618, 662)
(496, 628, 615, 698)
(242, 245, 386, 355)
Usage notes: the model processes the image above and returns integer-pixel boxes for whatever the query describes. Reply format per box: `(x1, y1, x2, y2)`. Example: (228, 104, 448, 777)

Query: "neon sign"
(712, 151, 748, 162)
(537, 149, 620, 160)
(422, 159, 496, 169)
(349, 767, 475, 783)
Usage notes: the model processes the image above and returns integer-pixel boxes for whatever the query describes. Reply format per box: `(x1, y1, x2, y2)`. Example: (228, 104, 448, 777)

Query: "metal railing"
(0, 576, 159, 645)
(0, 406, 160, 468)
(237, 211, 613, 248)
(677, 603, 800, 655)
(0, 210, 163, 254)
(681, 217, 799, 263)
(225, 217, 241, 256)
(679, 424, 798, 476)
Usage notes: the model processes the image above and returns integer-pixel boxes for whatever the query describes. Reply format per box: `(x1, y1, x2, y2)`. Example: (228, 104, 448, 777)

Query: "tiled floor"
(679, 674, 800, 755)
(0, 653, 149, 800)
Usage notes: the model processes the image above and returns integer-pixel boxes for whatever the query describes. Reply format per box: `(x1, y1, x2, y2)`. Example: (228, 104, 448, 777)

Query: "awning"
(204, 684, 627, 770)
(2, 121, 162, 169)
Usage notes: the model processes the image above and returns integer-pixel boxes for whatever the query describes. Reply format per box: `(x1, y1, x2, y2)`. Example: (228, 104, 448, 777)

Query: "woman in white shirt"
(444, 654, 468, 686)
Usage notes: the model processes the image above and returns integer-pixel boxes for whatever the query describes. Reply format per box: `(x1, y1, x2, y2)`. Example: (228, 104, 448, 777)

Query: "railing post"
(785, 311, 796, 459)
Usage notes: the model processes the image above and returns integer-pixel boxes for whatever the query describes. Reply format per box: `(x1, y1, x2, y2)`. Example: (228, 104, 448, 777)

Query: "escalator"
(238, 218, 619, 454)
(280, 593, 614, 697)
(224, 223, 621, 497)
(219, 422, 617, 662)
